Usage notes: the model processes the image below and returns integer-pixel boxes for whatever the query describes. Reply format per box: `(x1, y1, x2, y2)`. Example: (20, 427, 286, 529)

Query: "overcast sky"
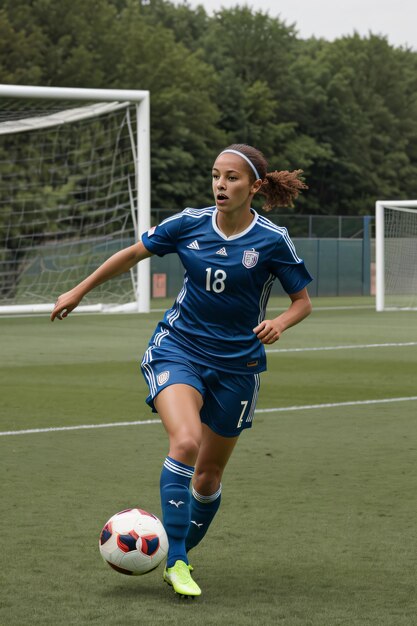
(172, 0, 417, 50)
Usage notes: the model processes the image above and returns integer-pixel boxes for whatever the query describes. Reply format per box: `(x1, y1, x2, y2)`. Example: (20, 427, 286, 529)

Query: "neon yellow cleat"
(163, 560, 201, 597)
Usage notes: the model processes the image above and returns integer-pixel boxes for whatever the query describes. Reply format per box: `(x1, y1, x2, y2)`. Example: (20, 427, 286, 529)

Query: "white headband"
(220, 149, 261, 180)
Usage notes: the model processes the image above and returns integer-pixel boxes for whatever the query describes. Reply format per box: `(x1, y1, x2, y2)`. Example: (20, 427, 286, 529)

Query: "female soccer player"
(51, 144, 313, 598)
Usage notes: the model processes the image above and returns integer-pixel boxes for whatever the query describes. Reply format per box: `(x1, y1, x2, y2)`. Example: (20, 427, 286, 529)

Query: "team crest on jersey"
(157, 371, 170, 386)
(242, 248, 259, 268)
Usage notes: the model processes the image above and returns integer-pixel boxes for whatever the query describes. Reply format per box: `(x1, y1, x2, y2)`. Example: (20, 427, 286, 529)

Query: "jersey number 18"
(205, 267, 227, 293)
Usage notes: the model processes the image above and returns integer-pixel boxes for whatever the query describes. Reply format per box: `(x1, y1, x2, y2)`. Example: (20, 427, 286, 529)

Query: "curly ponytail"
(220, 143, 308, 211)
(258, 170, 308, 211)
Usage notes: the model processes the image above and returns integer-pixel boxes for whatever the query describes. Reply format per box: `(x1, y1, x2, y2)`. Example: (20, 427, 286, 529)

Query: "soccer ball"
(99, 507, 168, 575)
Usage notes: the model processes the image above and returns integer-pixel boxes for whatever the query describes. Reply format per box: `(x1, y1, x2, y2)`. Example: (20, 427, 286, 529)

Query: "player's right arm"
(50, 241, 153, 321)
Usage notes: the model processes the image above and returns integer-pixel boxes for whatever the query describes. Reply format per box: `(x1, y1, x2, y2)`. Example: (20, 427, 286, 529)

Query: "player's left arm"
(253, 287, 312, 345)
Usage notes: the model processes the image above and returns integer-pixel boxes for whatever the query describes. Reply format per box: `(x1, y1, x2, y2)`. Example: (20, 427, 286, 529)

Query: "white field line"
(256, 396, 417, 413)
(1, 396, 417, 437)
(0, 419, 161, 437)
(266, 341, 417, 354)
(268, 305, 375, 312)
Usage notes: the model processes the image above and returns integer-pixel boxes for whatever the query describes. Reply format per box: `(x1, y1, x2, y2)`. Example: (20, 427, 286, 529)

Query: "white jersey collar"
(212, 208, 258, 240)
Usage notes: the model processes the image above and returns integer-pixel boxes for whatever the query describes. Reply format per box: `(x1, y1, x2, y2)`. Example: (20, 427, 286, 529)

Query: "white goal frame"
(375, 199, 417, 311)
(0, 84, 151, 314)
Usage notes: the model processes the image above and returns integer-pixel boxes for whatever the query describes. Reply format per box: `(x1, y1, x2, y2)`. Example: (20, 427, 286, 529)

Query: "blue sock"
(160, 456, 194, 568)
(185, 484, 222, 552)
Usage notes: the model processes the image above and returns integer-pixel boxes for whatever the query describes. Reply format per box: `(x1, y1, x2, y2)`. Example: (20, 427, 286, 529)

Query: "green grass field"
(1, 296, 416, 626)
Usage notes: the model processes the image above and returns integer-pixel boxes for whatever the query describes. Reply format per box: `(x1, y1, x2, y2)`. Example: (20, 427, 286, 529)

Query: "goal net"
(375, 200, 417, 311)
(0, 85, 150, 315)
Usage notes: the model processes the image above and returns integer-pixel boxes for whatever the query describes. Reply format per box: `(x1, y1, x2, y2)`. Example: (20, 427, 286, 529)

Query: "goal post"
(0, 84, 151, 315)
(375, 200, 417, 311)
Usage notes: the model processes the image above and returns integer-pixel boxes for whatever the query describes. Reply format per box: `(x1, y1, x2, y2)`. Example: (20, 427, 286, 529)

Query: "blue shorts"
(141, 347, 261, 438)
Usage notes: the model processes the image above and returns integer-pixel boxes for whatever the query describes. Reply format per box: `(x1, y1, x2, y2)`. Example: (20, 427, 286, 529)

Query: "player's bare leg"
(155, 383, 203, 466)
(194, 424, 238, 494)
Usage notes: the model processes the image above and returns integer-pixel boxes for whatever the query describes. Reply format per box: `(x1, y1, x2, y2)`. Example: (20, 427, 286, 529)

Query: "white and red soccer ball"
(99, 507, 168, 575)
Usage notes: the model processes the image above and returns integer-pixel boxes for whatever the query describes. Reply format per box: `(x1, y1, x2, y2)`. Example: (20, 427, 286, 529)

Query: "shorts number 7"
(237, 400, 248, 428)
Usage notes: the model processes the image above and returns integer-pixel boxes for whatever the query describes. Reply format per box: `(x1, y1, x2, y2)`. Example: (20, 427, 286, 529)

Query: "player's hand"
(50, 288, 83, 321)
(253, 319, 283, 345)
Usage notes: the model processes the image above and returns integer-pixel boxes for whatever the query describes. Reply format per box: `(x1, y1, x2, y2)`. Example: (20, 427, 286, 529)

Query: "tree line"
(1, 0, 417, 215)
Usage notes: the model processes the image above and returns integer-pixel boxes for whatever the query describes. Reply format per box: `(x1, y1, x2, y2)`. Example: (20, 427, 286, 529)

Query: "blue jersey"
(142, 207, 312, 374)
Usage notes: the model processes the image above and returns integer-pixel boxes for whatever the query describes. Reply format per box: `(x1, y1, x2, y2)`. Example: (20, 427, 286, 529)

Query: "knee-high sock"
(160, 456, 194, 568)
(185, 484, 222, 552)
